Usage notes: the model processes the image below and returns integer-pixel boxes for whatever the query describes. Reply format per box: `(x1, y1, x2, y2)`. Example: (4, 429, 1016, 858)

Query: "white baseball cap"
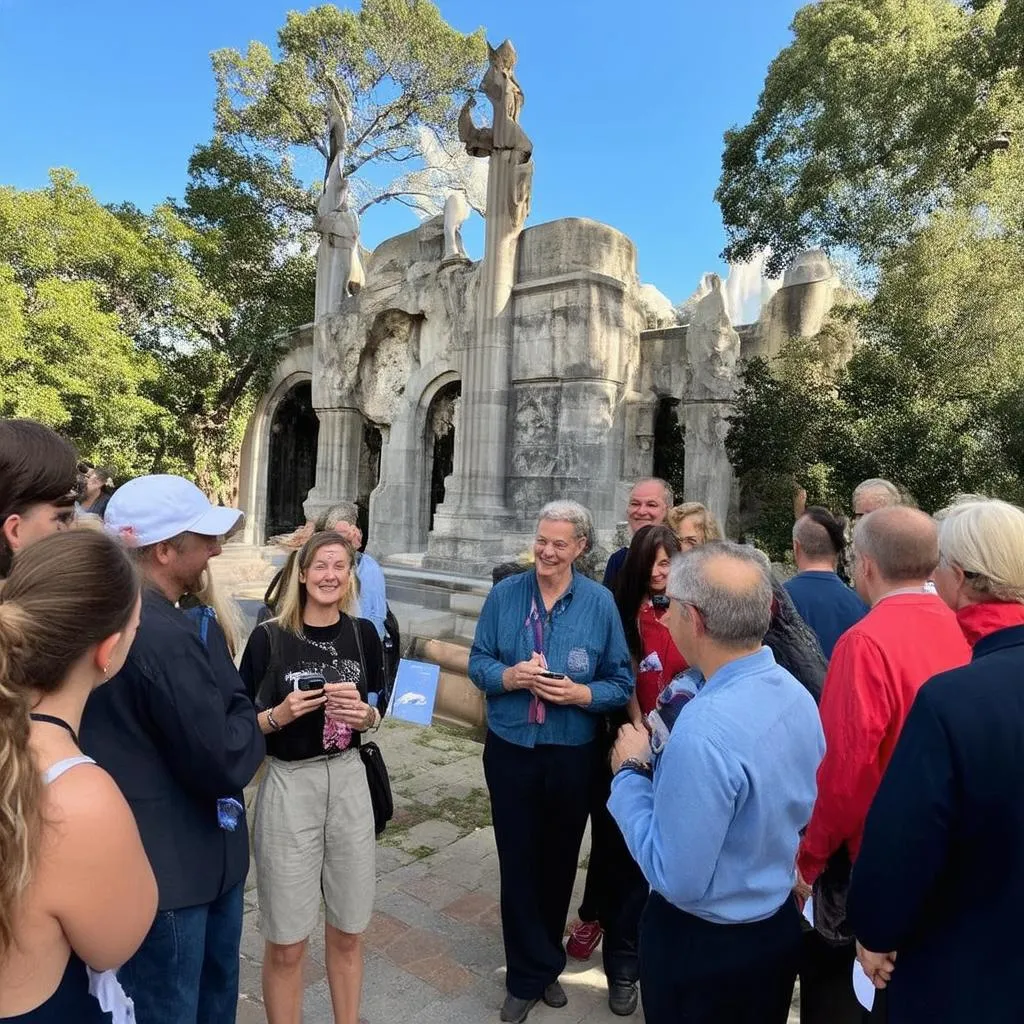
(104, 475, 243, 547)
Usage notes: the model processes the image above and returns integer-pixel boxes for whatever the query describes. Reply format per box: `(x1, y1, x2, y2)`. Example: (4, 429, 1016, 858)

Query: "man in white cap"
(81, 475, 265, 1024)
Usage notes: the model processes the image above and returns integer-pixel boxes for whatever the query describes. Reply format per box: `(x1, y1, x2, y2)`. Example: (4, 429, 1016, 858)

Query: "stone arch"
(266, 381, 319, 539)
(237, 330, 314, 544)
(366, 365, 460, 556)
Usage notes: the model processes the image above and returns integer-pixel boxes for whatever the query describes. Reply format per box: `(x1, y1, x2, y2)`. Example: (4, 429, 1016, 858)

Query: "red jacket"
(798, 593, 971, 884)
(636, 601, 688, 715)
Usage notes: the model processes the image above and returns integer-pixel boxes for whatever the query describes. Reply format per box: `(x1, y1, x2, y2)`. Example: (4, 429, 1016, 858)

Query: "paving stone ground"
(236, 718, 802, 1023)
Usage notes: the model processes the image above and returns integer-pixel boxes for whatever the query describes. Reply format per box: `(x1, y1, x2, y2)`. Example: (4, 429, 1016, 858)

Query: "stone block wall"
(507, 219, 644, 537)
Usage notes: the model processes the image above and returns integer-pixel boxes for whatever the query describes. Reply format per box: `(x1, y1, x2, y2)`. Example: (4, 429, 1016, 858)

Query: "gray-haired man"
(609, 542, 824, 1024)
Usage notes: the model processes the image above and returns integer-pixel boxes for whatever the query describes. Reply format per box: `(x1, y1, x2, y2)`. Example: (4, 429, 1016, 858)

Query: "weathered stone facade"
(237, 42, 847, 573)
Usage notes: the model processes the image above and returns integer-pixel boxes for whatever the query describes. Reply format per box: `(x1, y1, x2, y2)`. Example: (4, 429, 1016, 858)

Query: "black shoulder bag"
(349, 617, 394, 837)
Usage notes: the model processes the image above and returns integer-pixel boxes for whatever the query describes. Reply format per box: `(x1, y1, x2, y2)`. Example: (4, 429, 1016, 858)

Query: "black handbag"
(812, 848, 854, 946)
(349, 617, 394, 836)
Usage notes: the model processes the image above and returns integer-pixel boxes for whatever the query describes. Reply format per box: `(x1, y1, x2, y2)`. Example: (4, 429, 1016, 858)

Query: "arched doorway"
(266, 381, 319, 540)
(652, 395, 685, 501)
(424, 381, 461, 534)
(357, 421, 383, 547)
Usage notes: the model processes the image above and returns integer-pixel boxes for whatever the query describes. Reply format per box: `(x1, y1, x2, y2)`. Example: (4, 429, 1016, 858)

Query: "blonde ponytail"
(0, 600, 41, 958)
(0, 530, 139, 959)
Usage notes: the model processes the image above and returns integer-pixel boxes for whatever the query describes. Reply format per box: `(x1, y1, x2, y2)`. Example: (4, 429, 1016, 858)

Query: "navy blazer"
(81, 589, 265, 911)
(847, 623, 1024, 1023)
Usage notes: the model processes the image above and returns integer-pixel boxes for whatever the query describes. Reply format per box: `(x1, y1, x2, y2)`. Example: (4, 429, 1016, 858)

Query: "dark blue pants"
(119, 882, 244, 1024)
(483, 731, 597, 1000)
(639, 892, 801, 1024)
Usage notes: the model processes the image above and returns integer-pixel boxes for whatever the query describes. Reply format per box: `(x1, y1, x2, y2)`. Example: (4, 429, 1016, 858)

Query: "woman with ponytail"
(0, 531, 157, 1022)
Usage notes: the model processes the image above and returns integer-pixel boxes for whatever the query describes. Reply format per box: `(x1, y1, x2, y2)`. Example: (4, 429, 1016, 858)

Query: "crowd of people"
(2, 415, 1024, 1024)
(470, 476, 1024, 1024)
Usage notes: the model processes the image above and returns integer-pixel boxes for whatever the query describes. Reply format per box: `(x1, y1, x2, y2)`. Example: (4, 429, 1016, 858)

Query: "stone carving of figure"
(314, 96, 363, 319)
(687, 274, 740, 401)
(442, 192, 471, 262)
(458, 39, 534, 231)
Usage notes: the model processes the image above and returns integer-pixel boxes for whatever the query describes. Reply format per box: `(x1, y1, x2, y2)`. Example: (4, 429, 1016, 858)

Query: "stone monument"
(680, 274, 740, 531)
(425, 40, 534, 571)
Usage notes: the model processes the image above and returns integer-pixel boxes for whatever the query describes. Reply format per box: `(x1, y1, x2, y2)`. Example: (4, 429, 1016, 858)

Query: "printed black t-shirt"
(239, 616, 385, 761)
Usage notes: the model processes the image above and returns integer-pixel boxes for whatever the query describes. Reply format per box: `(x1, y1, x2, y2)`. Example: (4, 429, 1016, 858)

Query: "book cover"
(388, 658, 441, 726)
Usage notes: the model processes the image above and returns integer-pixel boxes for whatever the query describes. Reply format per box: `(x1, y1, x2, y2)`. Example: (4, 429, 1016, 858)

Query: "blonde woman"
(239, 531, 384, 1024)
(0, 531, 157, 1022)
(666, 501, 723, 550)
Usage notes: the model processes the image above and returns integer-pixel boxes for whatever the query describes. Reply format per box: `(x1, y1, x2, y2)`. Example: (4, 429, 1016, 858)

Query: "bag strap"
(349, 615, 369, 698)
(254, 622, 282, 708)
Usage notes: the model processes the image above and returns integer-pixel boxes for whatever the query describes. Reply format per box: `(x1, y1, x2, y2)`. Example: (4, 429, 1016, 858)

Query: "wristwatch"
(615, 756, 652, 778)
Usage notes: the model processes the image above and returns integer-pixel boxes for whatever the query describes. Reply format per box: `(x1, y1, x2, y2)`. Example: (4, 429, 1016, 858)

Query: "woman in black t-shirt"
(239, 531, 385, 1024)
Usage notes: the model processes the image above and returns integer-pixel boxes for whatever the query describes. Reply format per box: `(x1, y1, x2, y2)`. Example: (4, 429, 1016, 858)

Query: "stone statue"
(457, 40, 534, 230)
(314, 96, 363, 319)
(682, 274, 740, 530)
(442, 192, 471, 262)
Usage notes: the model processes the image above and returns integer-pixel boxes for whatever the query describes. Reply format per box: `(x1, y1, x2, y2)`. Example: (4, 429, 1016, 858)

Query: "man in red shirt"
(797, 505, 970, 1022)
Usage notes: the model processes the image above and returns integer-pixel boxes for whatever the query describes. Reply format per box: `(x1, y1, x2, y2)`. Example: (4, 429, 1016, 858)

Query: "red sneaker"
(566, 919, 603, 960)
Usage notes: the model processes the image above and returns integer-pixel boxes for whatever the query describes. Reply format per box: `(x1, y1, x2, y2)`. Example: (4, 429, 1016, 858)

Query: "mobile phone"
(538, 670, 565, 680)
(293, 672, 327, 692)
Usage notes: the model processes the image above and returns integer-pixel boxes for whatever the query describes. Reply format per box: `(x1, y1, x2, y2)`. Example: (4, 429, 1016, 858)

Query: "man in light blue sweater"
(608, 542, 825, 1024)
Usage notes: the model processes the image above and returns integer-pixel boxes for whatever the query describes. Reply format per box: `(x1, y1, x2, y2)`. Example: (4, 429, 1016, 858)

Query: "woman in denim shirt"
(470, 500, 633, 1024)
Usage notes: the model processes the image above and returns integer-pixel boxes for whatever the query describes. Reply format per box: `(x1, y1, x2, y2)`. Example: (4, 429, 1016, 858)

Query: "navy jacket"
(847, 623, 1024, 1023)
(81, 589, 265, 910)
(783, 570, 867, 660)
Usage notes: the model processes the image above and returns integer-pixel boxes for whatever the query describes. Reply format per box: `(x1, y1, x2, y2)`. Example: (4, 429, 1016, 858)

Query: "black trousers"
(483, 731, 597, 1000)
(583, 755, 647, 984)
(639, 892, 801, 1024)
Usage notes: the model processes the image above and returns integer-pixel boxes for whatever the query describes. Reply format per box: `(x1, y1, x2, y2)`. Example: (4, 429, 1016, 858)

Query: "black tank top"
(0, 953, 113, 1023)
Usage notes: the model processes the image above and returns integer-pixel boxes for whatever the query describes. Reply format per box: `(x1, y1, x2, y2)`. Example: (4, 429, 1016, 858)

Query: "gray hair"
(316, 502, 359, 530)
(853, 478, 901, 508)
(854, 505, 938, 582)
(537, 500, 594, 549)
(631, 477, 675, 507)
(936, 497, 1024, 603)
(666, 541, 772, 650)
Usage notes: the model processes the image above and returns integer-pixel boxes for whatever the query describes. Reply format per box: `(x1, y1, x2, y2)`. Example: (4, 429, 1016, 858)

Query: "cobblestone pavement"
(236, 718, 802, 1023)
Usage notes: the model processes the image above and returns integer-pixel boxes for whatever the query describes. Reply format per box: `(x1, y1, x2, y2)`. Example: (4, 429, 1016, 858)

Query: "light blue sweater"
(609, 646, 824, 924)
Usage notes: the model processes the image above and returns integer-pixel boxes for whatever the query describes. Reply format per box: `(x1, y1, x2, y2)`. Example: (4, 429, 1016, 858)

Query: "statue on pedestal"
(314, 95, 363, 319)
(457, 40, 534, 231)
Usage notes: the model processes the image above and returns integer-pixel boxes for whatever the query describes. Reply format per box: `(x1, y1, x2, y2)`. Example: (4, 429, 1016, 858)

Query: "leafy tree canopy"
(0, 171, 188, 476)
(209, 0, 487, 216)
(717, 0, 1024, 274)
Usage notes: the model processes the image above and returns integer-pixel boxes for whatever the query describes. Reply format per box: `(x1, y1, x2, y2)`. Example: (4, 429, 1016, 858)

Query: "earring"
(102, 662, 112, 678)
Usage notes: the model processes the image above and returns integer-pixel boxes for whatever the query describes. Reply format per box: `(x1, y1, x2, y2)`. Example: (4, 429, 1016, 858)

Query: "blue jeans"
(119, 883, 244, 1024)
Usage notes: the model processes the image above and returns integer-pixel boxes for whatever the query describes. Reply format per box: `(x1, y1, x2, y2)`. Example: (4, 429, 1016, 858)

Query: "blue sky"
(0, 0, 803, 304)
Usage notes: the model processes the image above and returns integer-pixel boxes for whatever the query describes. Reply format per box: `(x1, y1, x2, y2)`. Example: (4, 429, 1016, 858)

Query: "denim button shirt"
(469, 569, 634, 748)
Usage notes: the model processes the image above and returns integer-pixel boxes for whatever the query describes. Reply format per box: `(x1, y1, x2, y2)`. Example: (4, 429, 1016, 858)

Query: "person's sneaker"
(500, 995, 538, 1023)
(566, 919, 603, 960)
(543, 981, 568, 1008)
(608, 981, 639, 1016)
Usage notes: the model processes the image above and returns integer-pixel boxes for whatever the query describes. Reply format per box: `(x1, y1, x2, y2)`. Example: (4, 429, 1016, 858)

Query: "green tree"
(208, 0, 487, 217)
(717, 0, 1022, 274)
(0, 171, 190, 477)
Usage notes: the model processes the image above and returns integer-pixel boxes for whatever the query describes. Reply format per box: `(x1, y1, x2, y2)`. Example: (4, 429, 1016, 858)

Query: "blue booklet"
(389, 658, 441, 726)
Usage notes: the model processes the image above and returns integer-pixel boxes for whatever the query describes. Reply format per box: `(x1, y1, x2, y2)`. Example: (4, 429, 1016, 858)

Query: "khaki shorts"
(253, 749, 376, 944)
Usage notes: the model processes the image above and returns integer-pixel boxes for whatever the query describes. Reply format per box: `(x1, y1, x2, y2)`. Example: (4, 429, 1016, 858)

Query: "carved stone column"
(425, 40, 533, 573)
(681, 276, 740, 532)
(303, 406, 363, 524)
